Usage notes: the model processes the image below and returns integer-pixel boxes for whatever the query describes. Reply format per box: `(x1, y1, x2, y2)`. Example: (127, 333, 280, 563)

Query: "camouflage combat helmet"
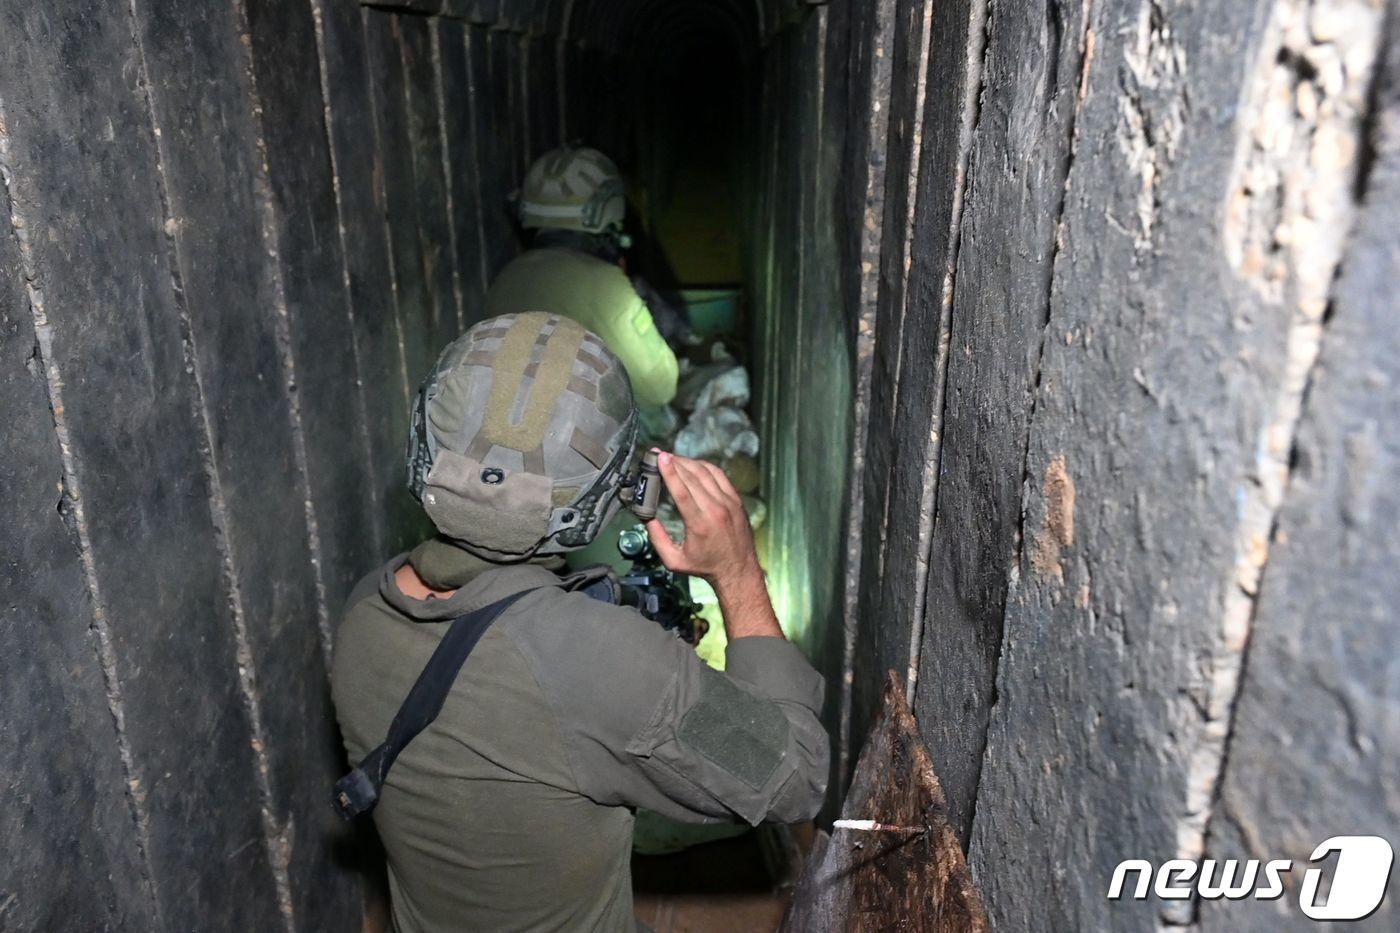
(519, 146, 627, 236)
(408, 312, 638, 558)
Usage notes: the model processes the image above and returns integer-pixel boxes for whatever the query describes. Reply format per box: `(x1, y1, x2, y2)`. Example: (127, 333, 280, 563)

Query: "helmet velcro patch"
(421, 450, 552, 554)
(406, 310, 638, 556)
(480, 314, 585, 452)
(568, 428, 612, 470)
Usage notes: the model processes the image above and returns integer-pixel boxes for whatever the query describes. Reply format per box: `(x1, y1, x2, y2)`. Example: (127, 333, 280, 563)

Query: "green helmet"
(407, 312, 638, 559)
(519, 146, 627, 235)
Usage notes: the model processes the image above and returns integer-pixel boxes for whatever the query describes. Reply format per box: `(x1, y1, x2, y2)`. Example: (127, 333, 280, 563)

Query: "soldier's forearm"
(713, 558, 784, 641)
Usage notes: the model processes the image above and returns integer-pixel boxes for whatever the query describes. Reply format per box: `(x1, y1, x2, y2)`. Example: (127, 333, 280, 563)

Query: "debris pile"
(641, 333, 767, 541)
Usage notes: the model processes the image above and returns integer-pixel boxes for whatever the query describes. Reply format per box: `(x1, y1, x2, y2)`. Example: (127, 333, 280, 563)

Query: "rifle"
(616, 525, 708, 646)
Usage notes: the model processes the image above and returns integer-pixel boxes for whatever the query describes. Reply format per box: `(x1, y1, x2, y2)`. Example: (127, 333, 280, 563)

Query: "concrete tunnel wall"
(1, 0, 1397, 931)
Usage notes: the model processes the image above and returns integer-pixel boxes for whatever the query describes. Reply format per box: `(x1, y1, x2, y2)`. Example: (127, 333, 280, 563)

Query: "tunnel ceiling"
(368, 0, 823, 52)
(560, 0, 759, 59)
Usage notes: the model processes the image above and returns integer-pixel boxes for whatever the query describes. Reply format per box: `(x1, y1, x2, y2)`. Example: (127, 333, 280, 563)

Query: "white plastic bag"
(674, 406, 760, 461)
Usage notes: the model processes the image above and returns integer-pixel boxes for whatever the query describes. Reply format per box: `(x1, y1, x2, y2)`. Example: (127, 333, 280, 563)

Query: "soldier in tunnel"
(330, 312, 827, 932)
(487, 146, 684, 409)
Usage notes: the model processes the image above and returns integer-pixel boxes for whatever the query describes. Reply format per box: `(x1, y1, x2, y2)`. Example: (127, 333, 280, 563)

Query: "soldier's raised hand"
(646, 451, 783, 640)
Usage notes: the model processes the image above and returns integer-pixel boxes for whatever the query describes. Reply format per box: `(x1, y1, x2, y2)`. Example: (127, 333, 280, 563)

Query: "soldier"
(486, 146, 683, 408)
(331, 313, 828, 932)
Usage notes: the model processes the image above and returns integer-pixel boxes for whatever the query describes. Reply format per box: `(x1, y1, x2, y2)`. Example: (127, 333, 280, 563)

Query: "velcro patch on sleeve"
(677, 675, 790, 791)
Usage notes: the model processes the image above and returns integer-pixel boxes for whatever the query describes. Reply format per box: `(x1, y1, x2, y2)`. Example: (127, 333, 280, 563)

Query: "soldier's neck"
(407, 536, 565, 592)
(395, 562, 457, 600)
(531, 228, 622, 265)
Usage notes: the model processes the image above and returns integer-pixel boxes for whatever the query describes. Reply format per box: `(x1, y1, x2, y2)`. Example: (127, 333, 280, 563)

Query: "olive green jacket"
(331, 543, 828, 933)
(485, 248, 680, 407)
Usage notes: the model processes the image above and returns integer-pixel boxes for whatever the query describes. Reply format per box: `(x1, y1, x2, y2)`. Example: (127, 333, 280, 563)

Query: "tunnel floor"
(619, 64, 820, 926)
(632, 825, 815, 931)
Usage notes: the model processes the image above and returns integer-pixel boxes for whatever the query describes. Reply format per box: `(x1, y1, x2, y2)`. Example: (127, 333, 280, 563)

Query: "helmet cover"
(408, 312, 638, 558)
(519, 146, 627, 235)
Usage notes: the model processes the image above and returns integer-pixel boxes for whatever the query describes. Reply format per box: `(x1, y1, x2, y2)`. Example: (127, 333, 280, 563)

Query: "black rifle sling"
(332, 588, 534, 819)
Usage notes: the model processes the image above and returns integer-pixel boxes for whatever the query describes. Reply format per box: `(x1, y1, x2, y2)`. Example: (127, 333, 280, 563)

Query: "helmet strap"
(532, 228, 624, 264)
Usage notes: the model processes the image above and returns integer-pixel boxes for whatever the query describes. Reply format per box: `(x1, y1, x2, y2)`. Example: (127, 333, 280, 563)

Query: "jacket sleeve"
(507, 591, 829, 825)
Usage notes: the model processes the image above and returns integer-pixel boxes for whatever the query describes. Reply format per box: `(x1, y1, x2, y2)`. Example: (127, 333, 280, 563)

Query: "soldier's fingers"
(646, 520, 686, 570)
(671, 455, 725, 510)
(694, 458, 743, 507)
(657, 451, 703, 522)
(668, 456, 722, 517)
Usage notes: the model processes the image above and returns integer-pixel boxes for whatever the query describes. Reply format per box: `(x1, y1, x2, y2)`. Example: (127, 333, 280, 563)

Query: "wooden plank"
(964, 0, 1382, 926)
(851, 0, 978, 766)
(365, 12, 438, 400)
(851, 0, 929, 604)
(913, 0, 1090, 841)
(134, 0, 363, 927)
(833, 0, 894, 348)
(848, 0, 928, 748)
(1202, 19, 1400, 930)
(436, 17, 493, 324)
(311, 0, 422, 552)
(489, 27, 528, 187)
(0, 158, 155, 933)
(0, 3, 282, 926)
(831, 0, 894, 804)
(780, 4, 861, 816)
(506, 32, 533, 173)
(472, 23, 521, 276)
(400, 14, 465, 343)
(781, 673, 987, 932)
(244, 0, 382, 619)
(757, 9, 857, 742)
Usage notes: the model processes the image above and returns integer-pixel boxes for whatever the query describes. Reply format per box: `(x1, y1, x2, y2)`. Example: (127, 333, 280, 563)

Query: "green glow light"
(685, 558, 810, 670)
(759, 456, 812, 652)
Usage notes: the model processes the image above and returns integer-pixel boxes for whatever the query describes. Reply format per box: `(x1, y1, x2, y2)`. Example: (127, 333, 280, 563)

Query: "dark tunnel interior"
(552, 8, 859, 905)
(2, 0, 859, 927)
(555, 0, 856, 709)
(7, 0, 1396, 928)
(532, 3, 854, 917)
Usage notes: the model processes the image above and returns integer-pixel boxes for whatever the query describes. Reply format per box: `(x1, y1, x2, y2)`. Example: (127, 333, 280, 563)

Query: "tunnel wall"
(841, 0, 1400, 929)
(0, 0, 823, 927)
(5, 0, 1396, 929)
(743, 3, 856, 800)
(0, 0, 554, 927)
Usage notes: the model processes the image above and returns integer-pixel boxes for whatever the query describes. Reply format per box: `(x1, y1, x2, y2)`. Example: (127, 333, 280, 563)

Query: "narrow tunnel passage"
(542, 6, 859, 921)
(3, 0, 1397, 930)
(519, 0, 861, 807)
(3, 0, 863, 926)
(556, 0, 853, 674)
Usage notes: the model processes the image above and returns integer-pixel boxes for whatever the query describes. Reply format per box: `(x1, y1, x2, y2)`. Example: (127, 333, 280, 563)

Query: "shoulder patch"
(678, 675, 790, 790)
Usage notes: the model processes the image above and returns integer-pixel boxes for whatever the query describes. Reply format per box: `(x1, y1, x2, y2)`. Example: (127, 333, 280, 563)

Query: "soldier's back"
(486, 248, 678, 407)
